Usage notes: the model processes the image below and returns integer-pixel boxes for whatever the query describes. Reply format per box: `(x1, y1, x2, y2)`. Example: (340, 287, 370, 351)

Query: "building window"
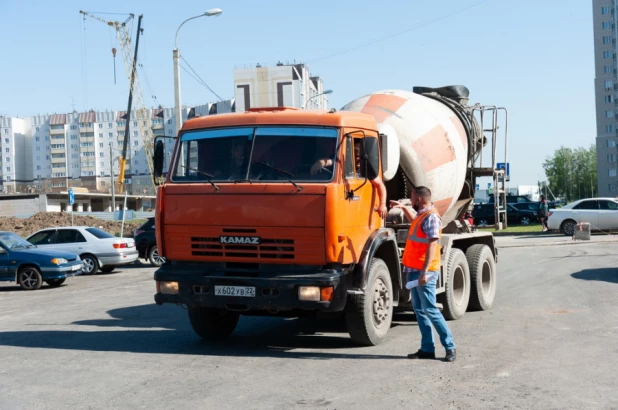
(37, 165, 41, 170)
(99, 152, 104, 157)
(605, 95, 614, 103)
(609, 183, 617, 192)
(100, 162, 105, 167)
(606, 110, 614, 119)
(608, 154, 616, 162)
(607, 139, 616, 147)
(602, 21, 612, 30)
(36, 127, 40, 132)
(604, 65, 613, 74)
(603, 36, 612, 44)
(602, 6, 611, 14)
(99, 143, 104, 148)
(99, 133, 103, 138)
(3, 129, 7, 134)
(108, 132, 113, 138)
(71, 135, 77, 140)
(607, 124, 615, 133)
(604, 80, 614, 90)
(70, 125, 76, 130)
(3, 138, 7, 143)
(133, 121, 137, 127)
(118, 131, 125, 137)
(6, 167, 10, 172)
(609, 169, 617, 177)
(5, 157, 9, 162)
(5, 148, 9, 153)
(133, 141, 139, 146)
(98, 124, 103, 128)
(603, 50, 612, 59)
(167, 119, 172, 124)
(35, 136, 40, 142)
(133, 131, 138, 136)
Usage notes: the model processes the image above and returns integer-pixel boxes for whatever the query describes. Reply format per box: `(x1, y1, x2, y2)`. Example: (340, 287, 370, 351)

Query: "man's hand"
(418, 272, 429, 286)
(309, 160, 324, 175)
(376, 204, 388, 218)
(389, 200, 404, 209)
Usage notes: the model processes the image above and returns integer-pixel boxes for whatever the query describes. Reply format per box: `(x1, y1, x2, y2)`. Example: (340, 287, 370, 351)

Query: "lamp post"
(304, 89, 333, 109)
(173, 9, 223, 137)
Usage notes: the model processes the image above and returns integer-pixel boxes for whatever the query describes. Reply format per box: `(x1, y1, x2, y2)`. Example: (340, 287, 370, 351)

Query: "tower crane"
(79, 10, 159, 193)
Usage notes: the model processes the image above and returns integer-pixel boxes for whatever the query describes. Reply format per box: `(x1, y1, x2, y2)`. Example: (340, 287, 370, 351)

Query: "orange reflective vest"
(402, 208, 442, 271)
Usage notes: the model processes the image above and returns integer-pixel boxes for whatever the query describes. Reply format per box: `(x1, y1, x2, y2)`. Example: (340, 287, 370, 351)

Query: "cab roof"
(181, 107, 377, 132)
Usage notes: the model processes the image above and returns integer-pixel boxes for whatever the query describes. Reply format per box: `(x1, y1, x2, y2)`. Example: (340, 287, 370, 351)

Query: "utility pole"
(110, 143, 116, 211)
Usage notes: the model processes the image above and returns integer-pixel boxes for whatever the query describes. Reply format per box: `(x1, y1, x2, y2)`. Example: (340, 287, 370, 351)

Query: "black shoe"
(407, 349, 436, 359)
(444, 349, 456, 362)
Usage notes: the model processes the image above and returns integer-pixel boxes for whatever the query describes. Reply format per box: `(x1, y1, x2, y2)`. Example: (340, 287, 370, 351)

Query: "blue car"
(0, 231, 83, 290)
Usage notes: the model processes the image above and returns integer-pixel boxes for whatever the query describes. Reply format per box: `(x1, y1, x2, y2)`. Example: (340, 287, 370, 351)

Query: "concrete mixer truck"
(152, 85, 506, 346)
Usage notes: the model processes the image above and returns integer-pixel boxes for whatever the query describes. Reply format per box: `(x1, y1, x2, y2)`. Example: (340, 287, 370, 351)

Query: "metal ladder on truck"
(469, 105, 509, 230)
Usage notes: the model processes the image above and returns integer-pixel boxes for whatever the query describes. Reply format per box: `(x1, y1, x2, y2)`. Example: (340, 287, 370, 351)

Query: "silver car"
(26, 226, 138, 275)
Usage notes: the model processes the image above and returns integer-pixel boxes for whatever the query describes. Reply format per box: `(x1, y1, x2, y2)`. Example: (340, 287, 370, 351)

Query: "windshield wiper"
(256, 162, 302, 192)
(182, 166, 220, 190)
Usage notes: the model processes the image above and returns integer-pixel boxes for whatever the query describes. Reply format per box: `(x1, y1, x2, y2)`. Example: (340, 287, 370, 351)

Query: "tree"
(542, 145, 597, 202)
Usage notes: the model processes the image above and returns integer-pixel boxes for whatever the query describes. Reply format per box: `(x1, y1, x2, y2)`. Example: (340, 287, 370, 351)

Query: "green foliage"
(542, 145, 597, 202)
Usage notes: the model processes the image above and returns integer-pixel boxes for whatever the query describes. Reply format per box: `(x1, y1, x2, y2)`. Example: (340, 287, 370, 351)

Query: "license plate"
(214, 286, 256, 297)
(71, 265, 81, 271)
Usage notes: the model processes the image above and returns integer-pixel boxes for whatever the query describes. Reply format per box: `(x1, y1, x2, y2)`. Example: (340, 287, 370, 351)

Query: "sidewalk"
(495, 231, 618, 248)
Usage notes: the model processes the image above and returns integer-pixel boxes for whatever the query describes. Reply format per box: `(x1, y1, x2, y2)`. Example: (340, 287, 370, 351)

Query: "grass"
(477, 223, 545, 233)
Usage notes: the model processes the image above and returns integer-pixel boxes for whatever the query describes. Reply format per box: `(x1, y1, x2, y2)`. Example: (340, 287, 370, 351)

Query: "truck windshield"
(171, 126, 338, 183)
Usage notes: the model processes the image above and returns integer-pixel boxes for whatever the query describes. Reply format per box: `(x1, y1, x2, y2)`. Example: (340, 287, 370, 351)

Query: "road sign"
(68, 188, 75, 205)
(487, 182, 492, 188)
(496, 162, 510, 182)
(475, 184, 480, 191)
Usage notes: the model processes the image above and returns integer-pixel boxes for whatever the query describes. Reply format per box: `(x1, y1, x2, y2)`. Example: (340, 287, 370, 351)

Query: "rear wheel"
(188, 307, 240, 340)
(465, 244, 497, 311)
(18, 266, 43, 290)
(345, 258, 393, 346)
(520, 216, 531, 225)
(560, 219, 577, 236)
(148, 245, 166, 267)
(80, 254, 99, 275)
(437, 248, 471, 320)
(45, 278, 66, 288)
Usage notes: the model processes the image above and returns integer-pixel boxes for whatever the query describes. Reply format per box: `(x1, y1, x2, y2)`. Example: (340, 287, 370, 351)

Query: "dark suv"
(134, 217, 165, 267)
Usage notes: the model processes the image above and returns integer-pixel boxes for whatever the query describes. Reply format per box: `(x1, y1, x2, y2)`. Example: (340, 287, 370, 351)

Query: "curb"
(498, 238, 618, 249)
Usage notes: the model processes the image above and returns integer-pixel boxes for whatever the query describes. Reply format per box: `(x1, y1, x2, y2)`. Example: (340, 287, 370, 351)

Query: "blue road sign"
(496, 162, 510, 176)
(68, 188, 75, 205)
(487, 182, 492, 188)
(475, 184, 480, 191)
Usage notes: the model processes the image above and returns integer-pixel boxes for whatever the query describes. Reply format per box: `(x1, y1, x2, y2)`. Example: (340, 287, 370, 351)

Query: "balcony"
(50, 128, 65, 135)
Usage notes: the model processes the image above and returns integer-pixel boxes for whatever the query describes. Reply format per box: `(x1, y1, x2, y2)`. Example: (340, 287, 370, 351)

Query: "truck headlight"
(51, 258, 68, 265)
(298, 286, 320, 301)
(157, 281, 179, 295)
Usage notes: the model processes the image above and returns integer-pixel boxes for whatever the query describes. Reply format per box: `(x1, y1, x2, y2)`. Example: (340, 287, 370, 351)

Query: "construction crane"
(79, 10, 159, 193)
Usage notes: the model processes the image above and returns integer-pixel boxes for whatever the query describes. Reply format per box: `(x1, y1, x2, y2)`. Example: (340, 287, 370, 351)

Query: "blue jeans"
(407, 269, 456, 352)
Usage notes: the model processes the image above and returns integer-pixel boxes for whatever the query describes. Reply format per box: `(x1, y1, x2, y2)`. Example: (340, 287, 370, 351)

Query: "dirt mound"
(0, 212, 144, 238)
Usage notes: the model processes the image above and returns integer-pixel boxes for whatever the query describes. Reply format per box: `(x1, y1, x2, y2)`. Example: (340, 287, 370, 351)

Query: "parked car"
(472, 203, 537, 226)
(26, 226, 138, 275)
(510, 202, 542, 223)
(134, 217, 166, 266)
(0, 231, 83, 290)
(547, 197, 618, 235)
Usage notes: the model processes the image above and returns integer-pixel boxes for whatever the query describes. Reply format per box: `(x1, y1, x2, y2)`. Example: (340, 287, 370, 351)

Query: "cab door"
(342, 132, 382, 261)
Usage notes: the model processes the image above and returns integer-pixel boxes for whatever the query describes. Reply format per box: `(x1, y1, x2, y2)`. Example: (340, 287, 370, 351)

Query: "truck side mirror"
(153, 138, 165, 183)
(363, 137, 380, 180)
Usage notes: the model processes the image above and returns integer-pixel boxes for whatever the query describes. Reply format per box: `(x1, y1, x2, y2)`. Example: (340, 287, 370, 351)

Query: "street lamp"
(173, 8, 223, 136)
(304, 89, 333, 109)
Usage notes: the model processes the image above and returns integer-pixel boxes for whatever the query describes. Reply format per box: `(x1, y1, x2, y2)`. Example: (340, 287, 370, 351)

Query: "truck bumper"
(154, 264, 348, 313)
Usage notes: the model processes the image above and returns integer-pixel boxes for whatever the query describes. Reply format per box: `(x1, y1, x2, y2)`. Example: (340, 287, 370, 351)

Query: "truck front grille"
(191, 237, 295, 260)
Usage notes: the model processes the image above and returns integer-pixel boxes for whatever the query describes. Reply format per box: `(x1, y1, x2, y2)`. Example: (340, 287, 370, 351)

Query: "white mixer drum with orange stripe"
(341, 89, 471, 220)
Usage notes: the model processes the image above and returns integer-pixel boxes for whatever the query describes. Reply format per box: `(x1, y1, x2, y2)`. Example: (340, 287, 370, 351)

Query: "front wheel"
(80, 254, 99, 275)
(18, 266, 43, 290)
(45, 278, 66, 288)
(520, 216, 531, 225)
(188, 307, 240, 340)
(561, 219, 577, 236)
(345, 258, 393, 346)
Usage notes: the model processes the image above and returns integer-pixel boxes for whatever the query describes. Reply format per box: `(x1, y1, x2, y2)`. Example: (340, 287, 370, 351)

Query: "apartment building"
(233, 62, 328, 112)
(593, 0, 618, 196)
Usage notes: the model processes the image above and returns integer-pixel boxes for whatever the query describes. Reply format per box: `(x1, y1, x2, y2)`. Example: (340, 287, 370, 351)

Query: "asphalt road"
(1, 238, 617, 410)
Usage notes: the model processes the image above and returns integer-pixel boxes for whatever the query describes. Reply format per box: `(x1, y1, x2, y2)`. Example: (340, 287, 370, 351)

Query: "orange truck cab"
(153, 107, 404, 345)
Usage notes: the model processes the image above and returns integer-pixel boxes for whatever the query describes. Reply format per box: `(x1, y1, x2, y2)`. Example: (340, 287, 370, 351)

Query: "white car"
(547, 197, 618, 235)
(26, 226, 138, 275)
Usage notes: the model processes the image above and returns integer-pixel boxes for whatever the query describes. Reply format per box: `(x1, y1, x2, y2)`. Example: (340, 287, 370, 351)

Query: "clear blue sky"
(0, 0, 595, 188)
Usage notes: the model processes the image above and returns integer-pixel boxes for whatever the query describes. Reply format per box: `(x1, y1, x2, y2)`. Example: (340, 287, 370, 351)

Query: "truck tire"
(465, 244, 497, 311)
(437, 248, 470, 320)
(345, 258, 393, 346)
(188, 307, 240, 340)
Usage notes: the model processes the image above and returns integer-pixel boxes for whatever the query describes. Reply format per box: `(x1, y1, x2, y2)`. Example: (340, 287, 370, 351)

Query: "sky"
(0, 0, 596, 188)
